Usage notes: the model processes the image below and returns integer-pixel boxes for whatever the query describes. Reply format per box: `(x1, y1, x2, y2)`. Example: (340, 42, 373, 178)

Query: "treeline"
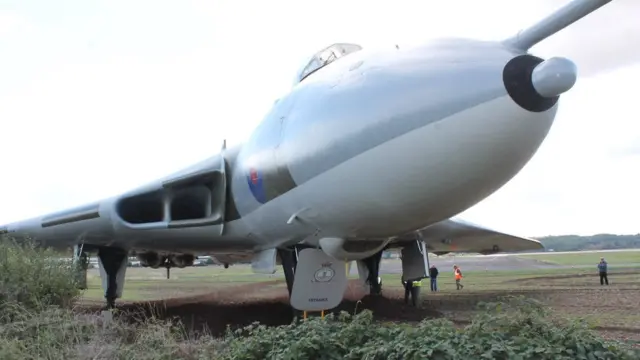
(535, 234, 640, 252)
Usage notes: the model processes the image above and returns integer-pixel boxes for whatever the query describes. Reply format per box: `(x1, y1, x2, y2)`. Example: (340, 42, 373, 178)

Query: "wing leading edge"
(413, 217, 544, 255)
(0, 151, 233, 251)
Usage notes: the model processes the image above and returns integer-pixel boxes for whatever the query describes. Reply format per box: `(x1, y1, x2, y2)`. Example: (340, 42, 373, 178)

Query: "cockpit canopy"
(294, 43, 363, 85)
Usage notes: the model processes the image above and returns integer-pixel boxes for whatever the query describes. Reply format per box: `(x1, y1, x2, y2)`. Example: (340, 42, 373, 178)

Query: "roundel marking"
(246, 167, 267, 204)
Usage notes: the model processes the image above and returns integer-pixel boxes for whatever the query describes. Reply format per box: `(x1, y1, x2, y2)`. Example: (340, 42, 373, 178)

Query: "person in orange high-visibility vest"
(453, 265, 464, 290)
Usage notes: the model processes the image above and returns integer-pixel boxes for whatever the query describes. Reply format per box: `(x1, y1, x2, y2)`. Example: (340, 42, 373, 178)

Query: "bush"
(0, 237, 81, 319)
(219, 298, 640, 360)
(0, 238, 638, 359)
(0, 304, 225, 360)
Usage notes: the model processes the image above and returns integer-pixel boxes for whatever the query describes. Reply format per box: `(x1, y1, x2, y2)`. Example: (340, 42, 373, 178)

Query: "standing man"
(429, 265, 439, 291)
(598, 257, 609, 285)
(402, 277, 423, 307)
(402, 279, 413, 305)
(453, 265, 464, 290)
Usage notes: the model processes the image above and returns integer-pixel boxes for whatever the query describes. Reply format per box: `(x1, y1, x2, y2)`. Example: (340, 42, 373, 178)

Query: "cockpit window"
(294, 43, 363, 85)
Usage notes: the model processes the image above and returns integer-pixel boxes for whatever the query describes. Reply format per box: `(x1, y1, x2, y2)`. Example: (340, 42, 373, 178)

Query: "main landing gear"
(357, 250, 383, 296)
(97, 247, 129, 310)
(277, 247, 298, 297)
(72, 245, 129, 310)
(277, 246, 385, 317)
(276, 239, 429, 314)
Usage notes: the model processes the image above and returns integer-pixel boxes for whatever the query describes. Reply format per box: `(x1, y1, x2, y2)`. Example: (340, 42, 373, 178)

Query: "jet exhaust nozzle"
(531, 57, 577, 98)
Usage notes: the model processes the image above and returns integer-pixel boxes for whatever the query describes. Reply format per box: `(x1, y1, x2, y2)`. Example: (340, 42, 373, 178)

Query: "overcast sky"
(1, 0, 639, 237)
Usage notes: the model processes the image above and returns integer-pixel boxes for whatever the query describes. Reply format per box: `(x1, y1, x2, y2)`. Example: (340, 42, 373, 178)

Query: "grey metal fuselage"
(2, 38, 558, 258)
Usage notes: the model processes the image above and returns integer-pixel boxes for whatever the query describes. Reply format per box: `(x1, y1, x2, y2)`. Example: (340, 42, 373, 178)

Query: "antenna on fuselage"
(503, 0, 613, 51)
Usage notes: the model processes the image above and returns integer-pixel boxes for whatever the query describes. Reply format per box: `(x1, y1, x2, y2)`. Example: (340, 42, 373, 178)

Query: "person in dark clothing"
(429, 265, 439, 291)
(402, 278, 422, 307)
(403, 279, 413, 304)
(598, 257, 609, 285)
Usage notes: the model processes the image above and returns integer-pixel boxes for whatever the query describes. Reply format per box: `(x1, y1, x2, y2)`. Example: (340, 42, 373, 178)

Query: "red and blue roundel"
(247, 167, 267, 204)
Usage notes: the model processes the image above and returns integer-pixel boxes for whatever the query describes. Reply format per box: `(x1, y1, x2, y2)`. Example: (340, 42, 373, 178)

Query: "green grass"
(81, 266, 281, 301)
(80, 260, 640, 302)
(81, 262, 367, 301)
(77, 249, 640, 303)
(382, 267, 640, 333)
(517, 249, 640, 266)
(379, 267, 638, 292)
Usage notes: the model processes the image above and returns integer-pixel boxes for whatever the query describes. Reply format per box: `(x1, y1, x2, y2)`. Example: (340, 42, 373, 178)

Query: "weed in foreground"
(0, 238, 82, 321)
(220, 297, 639, 360)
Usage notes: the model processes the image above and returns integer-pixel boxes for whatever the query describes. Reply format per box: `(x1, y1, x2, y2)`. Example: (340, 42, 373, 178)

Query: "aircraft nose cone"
(531, 57, 577, 98)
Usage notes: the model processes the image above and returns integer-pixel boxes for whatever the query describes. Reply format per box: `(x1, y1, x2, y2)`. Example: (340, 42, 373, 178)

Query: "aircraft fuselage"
(3, 38, 560, 259)
(230, 39, 558, 249)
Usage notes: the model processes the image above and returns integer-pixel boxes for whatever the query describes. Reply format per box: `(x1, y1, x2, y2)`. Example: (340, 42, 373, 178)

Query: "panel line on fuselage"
(40, 203, 101, 228)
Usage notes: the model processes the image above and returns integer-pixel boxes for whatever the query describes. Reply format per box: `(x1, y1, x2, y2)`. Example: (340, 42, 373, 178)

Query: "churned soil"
(79, 280, 442, 336)
(77, 272, 640, 346)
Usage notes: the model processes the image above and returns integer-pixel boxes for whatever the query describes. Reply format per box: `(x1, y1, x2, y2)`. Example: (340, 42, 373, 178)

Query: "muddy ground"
(78, 272, 640, 346)
(80, 280, 442, 335)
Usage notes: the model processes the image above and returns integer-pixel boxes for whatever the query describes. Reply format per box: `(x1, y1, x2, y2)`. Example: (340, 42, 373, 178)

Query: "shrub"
(0, 237, 82, 320)
(0, 304, 225, 360)
(219, 297, 640, 360)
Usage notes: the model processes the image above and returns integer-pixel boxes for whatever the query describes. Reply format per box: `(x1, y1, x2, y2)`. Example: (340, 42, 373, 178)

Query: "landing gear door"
(401, 240, 428, 281)
(290, 248, 348, 311)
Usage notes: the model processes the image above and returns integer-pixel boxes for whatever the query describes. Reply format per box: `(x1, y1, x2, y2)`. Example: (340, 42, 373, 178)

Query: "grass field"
(80, 249, 639, 302)
(81, 265, 277, 301)
(516, 249, 640, 266)
(77, 255, 640, 347)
